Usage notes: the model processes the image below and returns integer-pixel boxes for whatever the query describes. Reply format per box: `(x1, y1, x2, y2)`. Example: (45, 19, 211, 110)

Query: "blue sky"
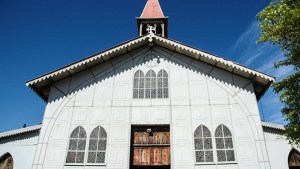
(0, 0, 290, 132)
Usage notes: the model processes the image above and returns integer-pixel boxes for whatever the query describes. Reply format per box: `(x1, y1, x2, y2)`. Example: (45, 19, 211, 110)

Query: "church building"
(1, 0, 300, 169)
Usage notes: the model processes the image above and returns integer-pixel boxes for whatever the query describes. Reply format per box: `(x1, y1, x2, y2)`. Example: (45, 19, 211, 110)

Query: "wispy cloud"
(231, 21, 293, 125)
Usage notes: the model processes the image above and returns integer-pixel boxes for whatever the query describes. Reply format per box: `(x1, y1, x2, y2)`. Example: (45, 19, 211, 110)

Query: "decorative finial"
(147, 24, 156, 42)
(146, 25, 156, 35)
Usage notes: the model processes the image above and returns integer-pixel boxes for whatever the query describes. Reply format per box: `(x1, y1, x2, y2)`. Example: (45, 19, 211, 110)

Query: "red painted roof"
(140, 0, 165, 18)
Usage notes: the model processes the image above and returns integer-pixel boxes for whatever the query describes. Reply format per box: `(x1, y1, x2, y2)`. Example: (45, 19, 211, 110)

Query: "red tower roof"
(140, 0, 166, 18)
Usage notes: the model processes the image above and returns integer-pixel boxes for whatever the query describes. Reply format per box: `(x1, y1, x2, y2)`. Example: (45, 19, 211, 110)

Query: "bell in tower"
(137, 0, 168, 37)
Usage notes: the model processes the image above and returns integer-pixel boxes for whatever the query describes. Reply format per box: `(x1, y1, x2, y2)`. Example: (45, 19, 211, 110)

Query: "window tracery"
(133, 69, 168, 99)
(215, 124, 235, 162)
(66, 126, 87, 164)
(157, 70, 168, 98)
(88, 126, 107, 164)
(146, 70, 156, 98)
(133, 70, 145, 99)
(194, 125, 214, 162)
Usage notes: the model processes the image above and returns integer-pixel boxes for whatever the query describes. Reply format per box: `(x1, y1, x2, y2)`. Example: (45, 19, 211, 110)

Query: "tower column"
(162, 23, 165, 37)
(139, 23, 143, 36)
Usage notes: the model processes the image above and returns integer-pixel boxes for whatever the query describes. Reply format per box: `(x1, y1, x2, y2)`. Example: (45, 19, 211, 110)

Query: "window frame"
(87, 126, 107, 164)
(193, 124, 237, 165)
(157, 69, 168, 98)
(194, 125, 214, 164)
(214, 124, 236, 163)
(133, 70, 145, 99)
(133, 69, 169, 99)
(64, 125, 108, 166)
(65, 126, 87, 164)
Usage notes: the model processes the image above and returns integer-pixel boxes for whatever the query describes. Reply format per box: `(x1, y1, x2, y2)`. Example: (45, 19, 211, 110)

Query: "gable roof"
(26, 34, 275, 101)
(140, 0, 166, 19)
(0, 124, 41, 139)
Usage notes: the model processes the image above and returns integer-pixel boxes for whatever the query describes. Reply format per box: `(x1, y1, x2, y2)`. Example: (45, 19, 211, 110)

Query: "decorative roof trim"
(26, 34, 275, 87)
(154, 36, 275, 82)
(26, 36, 148, 86)
(0, 124, 41, 139)
(262, 121, 285, 130)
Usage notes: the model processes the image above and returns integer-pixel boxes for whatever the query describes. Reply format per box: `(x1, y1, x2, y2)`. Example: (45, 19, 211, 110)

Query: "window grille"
(157, 70, 168, 98)
(88, 126, 107, 163)
(145, 70, 156, 98)
(66, 126, 87, 163)
(194, 125, 214, 162)
(133, 70, 145, 99)
(215, 124, 235, 162)
(133, 69, 168, 99)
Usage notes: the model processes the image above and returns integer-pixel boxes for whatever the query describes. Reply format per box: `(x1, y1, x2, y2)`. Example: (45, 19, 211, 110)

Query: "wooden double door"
(130, 126, 170, 169)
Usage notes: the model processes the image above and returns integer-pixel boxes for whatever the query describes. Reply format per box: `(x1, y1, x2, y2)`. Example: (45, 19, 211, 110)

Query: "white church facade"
(1, 0, 300, 169)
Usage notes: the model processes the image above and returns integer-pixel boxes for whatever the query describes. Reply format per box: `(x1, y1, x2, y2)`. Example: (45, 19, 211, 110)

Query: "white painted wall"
(263, 127, 300, 169)
(31, 45, 270, 169)
(0, 130, 39, 169)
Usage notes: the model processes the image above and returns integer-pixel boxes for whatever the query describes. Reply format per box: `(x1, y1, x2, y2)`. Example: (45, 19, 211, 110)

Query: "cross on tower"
(146, 25, 156, 35)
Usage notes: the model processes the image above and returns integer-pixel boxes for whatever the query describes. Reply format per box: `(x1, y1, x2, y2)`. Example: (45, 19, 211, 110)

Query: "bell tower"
(137, 0, 168, 37)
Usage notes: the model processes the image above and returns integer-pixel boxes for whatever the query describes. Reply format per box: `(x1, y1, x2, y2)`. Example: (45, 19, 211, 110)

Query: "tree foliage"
(257, 0, 300, 144)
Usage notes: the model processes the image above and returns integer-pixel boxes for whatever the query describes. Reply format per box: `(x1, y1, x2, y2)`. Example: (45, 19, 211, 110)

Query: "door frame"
(129, 125, 171, 169)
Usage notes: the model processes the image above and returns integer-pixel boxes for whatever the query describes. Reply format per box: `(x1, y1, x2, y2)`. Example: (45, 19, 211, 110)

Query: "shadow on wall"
(47, 44, 254, 103)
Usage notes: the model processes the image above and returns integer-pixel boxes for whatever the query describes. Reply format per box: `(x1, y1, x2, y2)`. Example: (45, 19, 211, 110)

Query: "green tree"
(257, 0, 300, 144)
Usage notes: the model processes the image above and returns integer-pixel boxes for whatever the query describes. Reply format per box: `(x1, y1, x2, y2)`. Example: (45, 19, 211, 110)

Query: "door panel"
(133, 148, 151, 166)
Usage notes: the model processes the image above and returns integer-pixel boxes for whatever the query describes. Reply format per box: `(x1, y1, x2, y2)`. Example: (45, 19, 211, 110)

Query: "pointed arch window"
(133, 69, 168, 99)
(145, 70, 157, 98)
(66, 126, 87, 164)
(0, 153, 13, 169)
(194, 125, 214, 162)
(288, 149, 300, 168)
(157, 70, 168, 98)
(133, 70, 145, 99)
(215, 124, 235, 162)
(88, 126, 107, 164)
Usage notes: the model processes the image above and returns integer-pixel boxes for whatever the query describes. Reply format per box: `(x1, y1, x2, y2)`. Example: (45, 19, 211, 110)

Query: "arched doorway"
(289, 149, 300, 169)
(0, 153, 13, 169)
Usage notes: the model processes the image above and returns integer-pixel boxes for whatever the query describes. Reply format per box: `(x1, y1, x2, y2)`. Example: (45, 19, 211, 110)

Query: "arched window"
(194, 125, 213, 162)
(133, 70, 145, 99)
(66, 126, 87, 163)
(215, 124, 235, 162)
(288, 149, 300, 169)
(146, 70, 156, 98)
(0, 153, 13, 169)
(133, 69, 168, 99)
(88, 126, 107, 164)
(157, 70, 168, 98)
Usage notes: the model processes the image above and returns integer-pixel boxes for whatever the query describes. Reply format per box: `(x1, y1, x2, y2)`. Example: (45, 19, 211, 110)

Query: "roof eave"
(0, 124, 42, 139)
(27, 34, 275, 102)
